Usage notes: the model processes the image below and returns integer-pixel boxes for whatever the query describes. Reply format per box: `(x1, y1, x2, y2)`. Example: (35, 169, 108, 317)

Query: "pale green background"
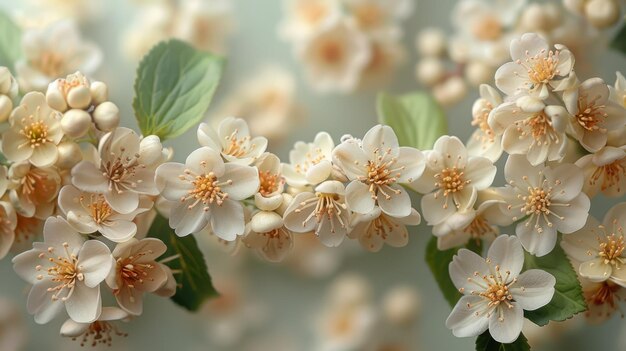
(0, 0, 624, 350)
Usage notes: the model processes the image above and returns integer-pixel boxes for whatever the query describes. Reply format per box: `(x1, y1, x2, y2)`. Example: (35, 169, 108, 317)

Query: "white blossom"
(243, 209, 294, 263)
(197, 117, 268, 165)
(446, 235, 555, 343)
(348, 206, 420, 252)
(60, 306, 129, 347)
(12, 217, 112, 324)
(576, 145, 626, 198)
(467, 84, 504, 162)
(282, 132, 335, 188)
(279, 0, 342, 41)
(8, 162, 61, 219)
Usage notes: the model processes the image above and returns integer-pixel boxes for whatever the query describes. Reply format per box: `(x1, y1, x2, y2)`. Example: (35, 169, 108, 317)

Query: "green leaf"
(610, 21, 626, 55)
(523, 244, 587, 326)
(148, 214, 218, 311)
(133, 39, 224, 140)
(0, 11, 22, 72)
(377, 91, 447, 149)
(425, 235, 462, 307)
(475, 331, 530, 351)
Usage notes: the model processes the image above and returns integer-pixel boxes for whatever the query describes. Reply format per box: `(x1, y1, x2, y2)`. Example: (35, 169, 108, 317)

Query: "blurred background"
(0, 0, 625, 350)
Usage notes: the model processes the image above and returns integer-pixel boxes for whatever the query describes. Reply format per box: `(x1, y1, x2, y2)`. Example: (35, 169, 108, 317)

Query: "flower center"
(520, 49, 561, 85)
(434, 166, 470, 209)
(575, 93, 607, 132)
(463, 215, 496, 240)
(471, 101, 496, 143)
(14, 214, 39, 245)
(35, 51, 66, 77)
(35, 242, 83, 302)
(115, 251, 156, 300)
(179, 168, 231, 210)
(80, 194, 113, 224)
(294, 147, 326, 175)
(472, 15, 502, 41)
(320, 41, 343, 63)
(511, 175, 569, 234)
(259, 170, 280, 196)
(58, 73, 89, 98)
(294, 192, 347, 233)
(354, 4, 383, 29)
(361, 155, 403, 200)
(463, 262, 517, 320)
(102, 147, 144, 193)
(598, 232, 625, 265)
(223, 130, 255, 158)
(20, 115, 51, 147)
(590, 159, 625, 192)
(71, 320, 128, 347)
(588, 281, 621, 308)
(298, 2, 329, 25)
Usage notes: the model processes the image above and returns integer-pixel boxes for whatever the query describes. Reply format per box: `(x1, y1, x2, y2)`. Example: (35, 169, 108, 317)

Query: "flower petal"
(510, 269, 555, 311)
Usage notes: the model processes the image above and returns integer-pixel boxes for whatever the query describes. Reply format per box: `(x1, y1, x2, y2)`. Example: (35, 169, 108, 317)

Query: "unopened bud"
(61, 109, 92, 139)
(90, 81, 108, 105)
(93, 101, 120, 132)
(0, 95, 12, 123)
(56, 141, 82, 169)
(67, 85, 92, 110)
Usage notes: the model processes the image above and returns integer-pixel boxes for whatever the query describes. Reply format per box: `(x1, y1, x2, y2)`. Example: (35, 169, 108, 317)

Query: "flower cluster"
(563, 0, 623, 29)
(279, 0, 412, 92)
(414, 0, 600, 106)
(0, 66, 177, 345)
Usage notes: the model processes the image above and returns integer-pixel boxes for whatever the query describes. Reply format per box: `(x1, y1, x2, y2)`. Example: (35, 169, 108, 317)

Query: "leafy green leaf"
(148, 214, 218, 311)
(610, 21, 626, 55)
(0, 11, 22, 72)
(425, 235, 462, 307)
(377, 91, 447, 149)
(523, 244, 586, 326)
(475, 331, 530, 351)
(133, 39, 224, 140)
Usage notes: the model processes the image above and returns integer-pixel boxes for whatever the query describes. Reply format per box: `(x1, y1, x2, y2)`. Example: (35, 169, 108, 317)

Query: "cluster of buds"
(563, 0, 623, 29)
(0, 67, 18, 123)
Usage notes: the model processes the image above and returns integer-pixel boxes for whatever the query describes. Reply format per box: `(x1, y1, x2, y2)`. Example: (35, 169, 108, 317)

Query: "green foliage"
(149, 214, 218, 311)
(476, 331, 530, 351)
(133, 39, 224, 140)
(377, 91, 447, 150)
(425, 236, 462, 307)
(611, 21, 626, 55)
(0, 11, 22, 72)
(523, 245, 587, 326)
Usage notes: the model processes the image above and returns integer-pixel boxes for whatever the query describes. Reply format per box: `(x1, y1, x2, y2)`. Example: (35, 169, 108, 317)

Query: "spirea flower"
(333, 124, 425, 217)
(499, 155, 590, 256)
(156, 146, 259, 240)
(467, 84, 504, 162)
(197, 117, 268, 165)
(60, 307, 128, 347)
(283, 180, 350, 247)
(489, 96, 569, 166)
(105, 238, 171, 315)
(8, 161, 61, 219)
(2, 92, 63, 167)
(243, 208, 294, 263)
(58, 185, 152, 243)
(580, 278, 626, 324)
(253, 153, 285, 211)
(412, 136, 496, 229)
(576, 145, 626, 198)
(446, 235, 555, 343)
(563, 77, 626, 152)
(12, 217, 112, 324)
(348, 206, 420, 252)
(561, 203, 626, 286)
(71, 127, 163, 214)
(282, 131, 335, 188)
(495, 33, 575, 99)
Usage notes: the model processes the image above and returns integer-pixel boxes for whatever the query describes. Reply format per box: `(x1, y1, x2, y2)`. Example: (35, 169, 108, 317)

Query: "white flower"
(16, 20, 102, 91)
(333, 125, 425, 218)
(561, 203, 626, 286)
(0, 201, 17, 260)
(2, 92, 63, 167)
(343, 0, 413, 35)
(58, 185, 152, 243)
(0, 67, 18, 123)
(297, 18, 370, 92)
(358, 38, 405, 88)
(495, 33, 575, 99)
(12, 217, 112, 324)
(580, 279, 626, 324)
(174, 0, 234, 54)
(609, 71, 626, 108)
(435, 198, 511, 251)
(60, 306, 129, 347)
(563, 78, 626, 152)
(576, 145, 626, 198)
(499, 155, 590, 256)
(197, 117, 268, 165)
(243, 209, 294, 263)
(105, 238, 170, 315)
(348, 206, 420, 252)
(71, 127, 163, 214)
(156, 146, 259, 240)
(282, 131, 335, 188)
(279, 0, 342, 41)
(283, 180, 350, 247)
(489, 96, 569, 166)
(45, 71, 92, 112)
(446, 235, 556, 343)
(254, 153, 285, 211)
(467, 84, 504, 162)
(412, 136, 496, 229)
(8, 162, 61, 219)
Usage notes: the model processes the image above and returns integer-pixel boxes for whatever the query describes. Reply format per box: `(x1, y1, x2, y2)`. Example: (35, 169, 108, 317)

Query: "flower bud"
(465, 61, 493, 87)
(139, 135, 164, 165)
(519, 4, 552, 31)
(250, 211, 283, 233)
(93, 101, 120, 131)
(585, 0, 620, 28)
(415, 57, 445, 86)
(0, 95, 12, 123)
(90, 81, 108, 105)
(433, 76, 467, 106)
(67, 85, 92, 110)
(416, 28, 446, 57)
(56, 141, 82, 169)
(46, 81, 68, 112)
(0, 67, 15, 96)
(61, 109, 92, 139)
